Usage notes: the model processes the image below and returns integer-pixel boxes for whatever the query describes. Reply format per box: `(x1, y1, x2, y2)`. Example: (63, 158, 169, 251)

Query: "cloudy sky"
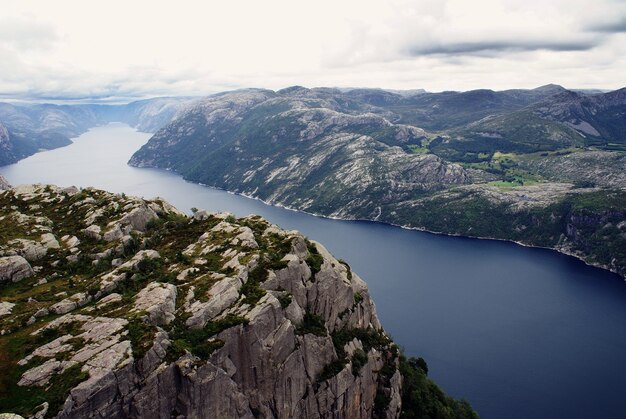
(1, 0, 625, 101)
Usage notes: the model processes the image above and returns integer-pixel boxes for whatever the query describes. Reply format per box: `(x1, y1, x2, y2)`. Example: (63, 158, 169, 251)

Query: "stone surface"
(118, 205, 158, 232)
(6, 239, 48, 261)
(82, 225, 102, 241)
(50, 293, 92, 315)
(40, 233, 60, 249)
(0, 301, 16, 316)
(0, 255, 34, 284)
(134, 282, 177, 325)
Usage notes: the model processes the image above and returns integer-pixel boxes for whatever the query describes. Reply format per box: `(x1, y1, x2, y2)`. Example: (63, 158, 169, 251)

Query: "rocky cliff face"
(0, 185, 407, 418)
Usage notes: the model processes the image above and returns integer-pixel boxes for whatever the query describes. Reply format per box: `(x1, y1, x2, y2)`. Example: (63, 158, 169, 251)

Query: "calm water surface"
(2, 123, 626, 418)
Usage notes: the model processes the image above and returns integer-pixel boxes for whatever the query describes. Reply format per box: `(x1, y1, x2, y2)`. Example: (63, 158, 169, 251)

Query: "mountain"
(0, 98, 196, 166)
(129, 90, 468, 216)
(130, 86, 626, 278)
(530, 88, 626, 148)
(439, 88, 626, 161)
(0, 184, 475, 418)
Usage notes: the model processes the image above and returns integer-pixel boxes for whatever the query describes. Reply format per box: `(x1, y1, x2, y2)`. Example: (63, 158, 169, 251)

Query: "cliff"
(0, 185, 475, 418)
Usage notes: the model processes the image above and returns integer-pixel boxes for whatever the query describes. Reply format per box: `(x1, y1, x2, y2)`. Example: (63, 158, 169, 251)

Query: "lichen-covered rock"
(40, 233, 60, 249)
(50, 292, 92, 315)
(103, 224, 123, 242)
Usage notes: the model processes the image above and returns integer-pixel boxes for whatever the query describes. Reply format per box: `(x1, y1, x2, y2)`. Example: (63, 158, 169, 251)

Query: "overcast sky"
(1, 0, 625, 102)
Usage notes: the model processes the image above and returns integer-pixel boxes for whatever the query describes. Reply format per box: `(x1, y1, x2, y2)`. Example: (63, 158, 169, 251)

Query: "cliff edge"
(0, 185, 476, 418)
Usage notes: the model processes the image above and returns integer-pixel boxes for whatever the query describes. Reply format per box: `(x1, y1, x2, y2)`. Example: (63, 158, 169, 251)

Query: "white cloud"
(0, 0, 624, 101)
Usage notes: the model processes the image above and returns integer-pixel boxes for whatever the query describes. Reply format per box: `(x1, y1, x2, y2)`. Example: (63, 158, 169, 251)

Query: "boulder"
(103, 224, 123, 242)
(61, 235, 81, 248)
(40, 233, 60, 249)
(119, 206, 158, 232)
(7, 239, 47, 261)
(50, 292, 92, 315)
(0, 256, 34, 284)
(18, 359, 76, 387)
(82, 225, 102, 241)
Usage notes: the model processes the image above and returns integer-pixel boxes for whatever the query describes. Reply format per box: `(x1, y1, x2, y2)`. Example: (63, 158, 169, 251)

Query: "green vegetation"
(127, 318, 156, 359)
(277, 293, 292, 309)
(305, 241, 324, 278)
(241, 265, 268, 305)
(400, 355, 477, 419)
(383, 188, 626, 276)
(296, 312, 327, 336)
(0, 362, 89, 417)
(167, 314, 248, 360)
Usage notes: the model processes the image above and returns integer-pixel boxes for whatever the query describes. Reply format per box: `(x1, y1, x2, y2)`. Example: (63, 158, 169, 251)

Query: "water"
(2, 123, 626, 418)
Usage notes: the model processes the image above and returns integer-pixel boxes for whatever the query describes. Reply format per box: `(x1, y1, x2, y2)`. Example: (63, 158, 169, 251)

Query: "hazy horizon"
(0, 83, 621, 106)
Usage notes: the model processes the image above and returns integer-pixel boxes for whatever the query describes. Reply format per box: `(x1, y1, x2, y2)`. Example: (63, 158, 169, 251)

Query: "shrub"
(296, 312, 327, 336)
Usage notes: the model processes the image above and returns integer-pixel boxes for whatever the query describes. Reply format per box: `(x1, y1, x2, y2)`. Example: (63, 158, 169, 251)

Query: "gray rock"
(82, 225, 102, 241)
(7, 239, 47, 261)
(96, 293, 122, 308)
(0, 301, 16, 316)
(119, 205, 158, 232)
(40, 233, 60, 249)
(18, 359, 75, 387)
(50, 292, 92, 315)
(193, 209, 211, 221)
(2, 188, 403, 419)
(103, 224, 123, 242)
(62, 235, 81, 248)
(0, 255, 34, 284)
(0, 175, 11, 190)
(133, 282, 177, 325)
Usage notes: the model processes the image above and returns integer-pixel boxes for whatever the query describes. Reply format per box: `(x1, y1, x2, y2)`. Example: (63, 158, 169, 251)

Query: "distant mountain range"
(0, 98, 194, 165)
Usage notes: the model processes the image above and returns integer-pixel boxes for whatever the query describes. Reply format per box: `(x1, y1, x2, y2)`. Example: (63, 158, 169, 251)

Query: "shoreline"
(173, 172, 625, 281)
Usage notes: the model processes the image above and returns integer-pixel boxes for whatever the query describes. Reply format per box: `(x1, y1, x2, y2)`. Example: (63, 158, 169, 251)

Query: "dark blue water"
(2, 123, 626, 418)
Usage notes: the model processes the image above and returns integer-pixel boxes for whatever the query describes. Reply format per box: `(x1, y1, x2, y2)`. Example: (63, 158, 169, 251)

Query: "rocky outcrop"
(0, 185, 410, 418)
